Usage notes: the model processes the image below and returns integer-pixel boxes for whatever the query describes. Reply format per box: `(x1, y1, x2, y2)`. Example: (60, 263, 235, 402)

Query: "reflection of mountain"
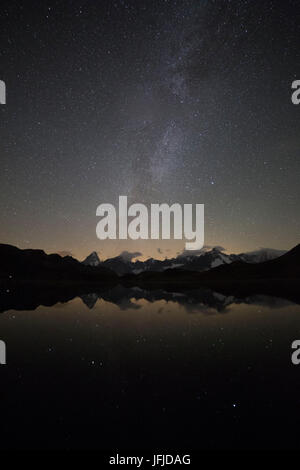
(0, 283, 299, 315)
(97, 286, 298, 313)
(1, 243, 300, 314)
(80, 293, 99, 309)
(99, 286, 239, 313)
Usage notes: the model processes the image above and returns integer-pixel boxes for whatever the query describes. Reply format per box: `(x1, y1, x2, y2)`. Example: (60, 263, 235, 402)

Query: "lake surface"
(0, 287, 300, 450)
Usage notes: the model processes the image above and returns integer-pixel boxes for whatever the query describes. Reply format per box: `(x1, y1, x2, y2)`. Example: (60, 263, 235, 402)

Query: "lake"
(0, 286, 299, 450)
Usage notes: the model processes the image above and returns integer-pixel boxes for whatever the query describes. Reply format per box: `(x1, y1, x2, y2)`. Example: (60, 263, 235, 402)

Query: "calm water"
(0, 287, 300, 450)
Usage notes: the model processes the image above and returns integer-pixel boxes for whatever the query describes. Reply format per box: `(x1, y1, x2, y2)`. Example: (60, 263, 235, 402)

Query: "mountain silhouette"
(82, 251, 101, 267)
(120, 244, 300, 303)
(82, 246, 286, 275)
(196, 243, 300, 281)
(0, 244, 117, 282)
(0, 243, 300, 313)
(1, 242, 299, 286)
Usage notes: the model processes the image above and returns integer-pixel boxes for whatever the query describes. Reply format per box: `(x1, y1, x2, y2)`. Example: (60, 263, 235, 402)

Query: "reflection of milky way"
(0, 1, 299, 258)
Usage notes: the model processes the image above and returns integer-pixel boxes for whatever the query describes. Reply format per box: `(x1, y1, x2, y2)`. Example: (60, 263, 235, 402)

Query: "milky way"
(0, 0, 299, 260)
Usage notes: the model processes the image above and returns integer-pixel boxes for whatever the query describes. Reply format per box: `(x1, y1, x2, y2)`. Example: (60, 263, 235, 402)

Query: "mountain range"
(122, 244, 300, 293)
(0, 244, 117, 282)
(0, 243, 298, 286)
(82, 247, 287, 275)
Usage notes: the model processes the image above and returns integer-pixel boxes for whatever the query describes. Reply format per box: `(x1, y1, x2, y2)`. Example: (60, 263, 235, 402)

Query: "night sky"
(0, 0, 299, 261)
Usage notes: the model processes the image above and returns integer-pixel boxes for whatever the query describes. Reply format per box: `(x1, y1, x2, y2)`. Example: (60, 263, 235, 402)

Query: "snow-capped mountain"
(81, 247, 237, 274)
(101, 255, 135, 275)
(81, 247, 286, 275)
(239, 248, 287, 264)
(176, 247, 239, 271)
(82, 251, 101, 267)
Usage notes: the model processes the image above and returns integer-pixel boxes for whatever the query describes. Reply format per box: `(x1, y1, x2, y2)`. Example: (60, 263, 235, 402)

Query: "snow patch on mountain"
(211, 258, 224, 268)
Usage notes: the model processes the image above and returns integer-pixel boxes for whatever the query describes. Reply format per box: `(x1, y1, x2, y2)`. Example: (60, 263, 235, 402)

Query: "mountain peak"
(240, 247, 287, 263)
(82, 251, 101, 267)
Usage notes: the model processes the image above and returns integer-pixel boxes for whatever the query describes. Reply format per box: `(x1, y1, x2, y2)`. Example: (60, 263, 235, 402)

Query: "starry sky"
(0, 0, 299, 261)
